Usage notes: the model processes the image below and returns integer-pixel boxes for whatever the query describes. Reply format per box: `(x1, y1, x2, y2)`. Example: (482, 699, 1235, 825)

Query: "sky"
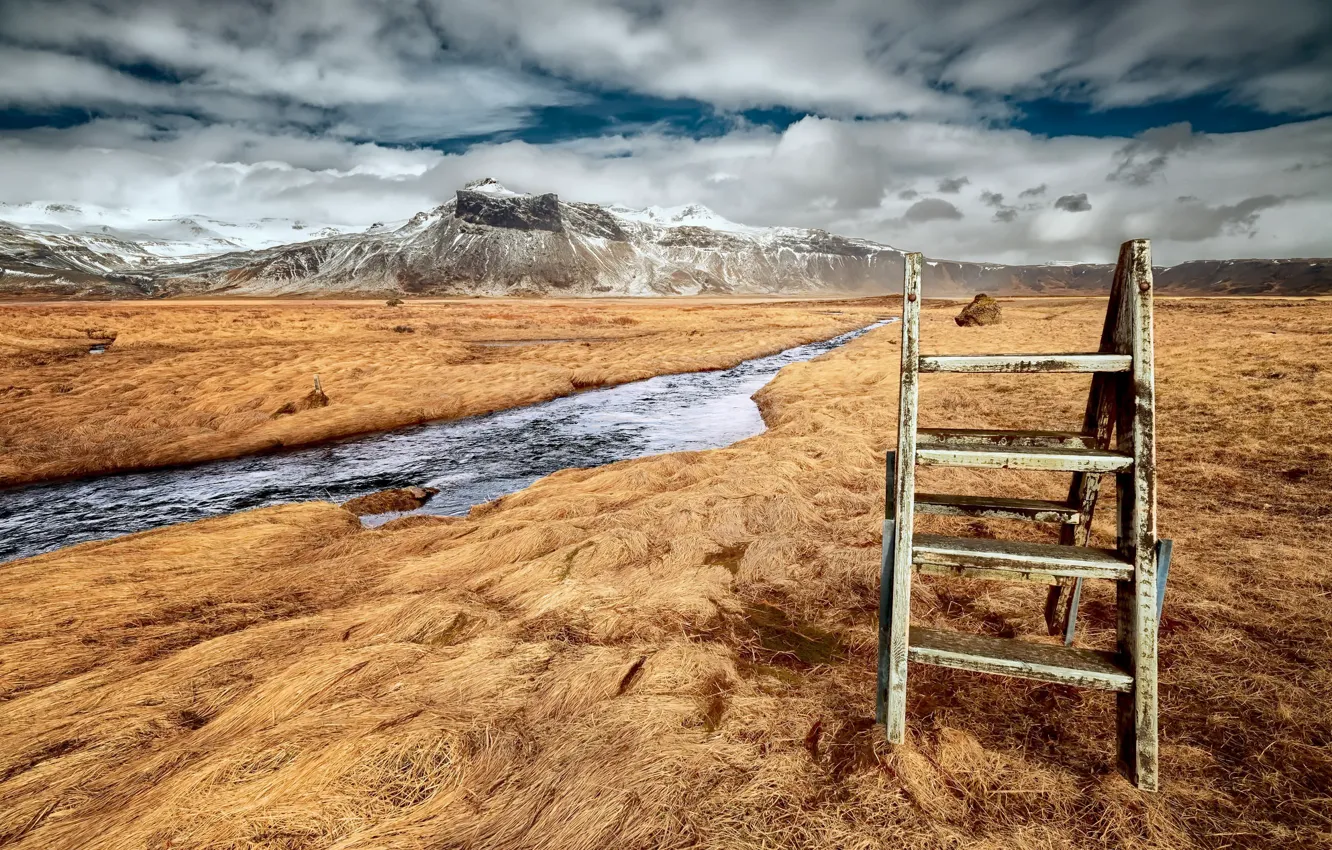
(0, 0, 1329, 265)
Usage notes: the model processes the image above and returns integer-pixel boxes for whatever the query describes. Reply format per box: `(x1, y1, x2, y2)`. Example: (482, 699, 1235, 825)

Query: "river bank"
(0, 297, 888, 487)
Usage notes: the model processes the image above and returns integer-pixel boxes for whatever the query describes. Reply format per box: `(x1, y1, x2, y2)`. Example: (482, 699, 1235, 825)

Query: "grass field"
(0, 298, 882, 487)
(1, 297, 1330, 848)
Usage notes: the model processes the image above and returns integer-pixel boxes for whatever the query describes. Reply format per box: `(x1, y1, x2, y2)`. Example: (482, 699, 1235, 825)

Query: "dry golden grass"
(1, 298, 1330, 848)
(0, 298, 883, 487)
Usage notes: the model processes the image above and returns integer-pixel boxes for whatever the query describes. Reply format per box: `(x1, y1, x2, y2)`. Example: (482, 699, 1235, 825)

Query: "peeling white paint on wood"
(883, 252, 922, 745)
(914, 493, 1080, 523)
(916, 444, 1133, 473)
(917, 428, 1094, 448)
(878, 239, 1163, 792)
(912, 533, 1134, 580)
(919, 353, 1132, 373)
(909, 626, 1133, 691)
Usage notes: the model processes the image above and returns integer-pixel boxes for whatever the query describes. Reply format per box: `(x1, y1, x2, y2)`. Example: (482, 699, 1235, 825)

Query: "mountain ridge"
(1, 180, 1328, 298)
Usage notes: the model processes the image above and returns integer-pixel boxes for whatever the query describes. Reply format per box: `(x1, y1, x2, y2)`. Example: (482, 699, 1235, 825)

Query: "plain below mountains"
(1, 179, 1327, 299)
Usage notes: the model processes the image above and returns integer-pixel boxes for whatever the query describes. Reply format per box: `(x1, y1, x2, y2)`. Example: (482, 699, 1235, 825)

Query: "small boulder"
(342, 486, 441, 516)
(956, 294, 1002, 327)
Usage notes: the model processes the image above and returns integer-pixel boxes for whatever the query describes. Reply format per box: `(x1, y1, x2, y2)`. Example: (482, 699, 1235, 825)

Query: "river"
(0, 320, 892, 563)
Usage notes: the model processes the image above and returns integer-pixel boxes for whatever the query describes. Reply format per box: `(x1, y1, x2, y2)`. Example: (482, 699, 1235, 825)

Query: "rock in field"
(956, 293, 1002, 326)
(342, 486, 441, 516)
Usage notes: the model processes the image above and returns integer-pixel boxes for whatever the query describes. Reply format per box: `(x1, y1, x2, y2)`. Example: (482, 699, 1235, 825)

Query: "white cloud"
(0, 120, 441, 224)
(3, 114, 1329, 266)
(1063, 0, 1332, 113)
(424, 0, 1332, 117)
(0, 0, 581, 141)
(0, 46, 176, 109)
(0, 0, 1328, 267)
(5, 0, 1328, 137)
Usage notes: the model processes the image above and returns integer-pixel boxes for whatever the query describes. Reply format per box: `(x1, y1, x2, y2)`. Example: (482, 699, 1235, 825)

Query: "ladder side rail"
(1046, 242, 1133, 638)
(875, 450, 897, 724)
(1113, 239, 1160, 791)
(884, 253, 922, 743)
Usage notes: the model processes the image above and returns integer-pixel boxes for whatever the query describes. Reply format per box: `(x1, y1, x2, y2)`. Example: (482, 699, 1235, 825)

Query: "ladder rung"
(919, 353, 1132, 373)
(915, 493, 1079, 524)
(917, 443, 1132, 473)
(916, 428, 1094, 449)
(912, 533, 1133, 581)
(908, 625, 1132, 691)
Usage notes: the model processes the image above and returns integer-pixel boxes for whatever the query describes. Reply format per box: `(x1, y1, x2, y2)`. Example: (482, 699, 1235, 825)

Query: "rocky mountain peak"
(455, 188, 563, 233)
(461, 177, 519, 197)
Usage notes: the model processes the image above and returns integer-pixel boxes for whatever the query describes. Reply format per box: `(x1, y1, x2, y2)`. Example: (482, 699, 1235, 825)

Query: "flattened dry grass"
(1, 298, 1330, 849)
(0, 299, 883, 487)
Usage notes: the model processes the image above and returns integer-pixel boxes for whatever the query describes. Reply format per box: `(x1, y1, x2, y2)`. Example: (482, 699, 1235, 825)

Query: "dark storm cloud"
(1284, 159, 1331, 173)
(1054, 193, 1092, 212)
(1161, 195, 1290, 240)
(903, 198, 964, 222)
(980, 190, 1004, 207)
(898, 189, 919, 200)
(1107, 122, 1213, 186)
(993, 208, 1019, 223)
(1054, 194, 1086, 213)
(937, 176, 970, 193)
(1018, 183, 1047, 198)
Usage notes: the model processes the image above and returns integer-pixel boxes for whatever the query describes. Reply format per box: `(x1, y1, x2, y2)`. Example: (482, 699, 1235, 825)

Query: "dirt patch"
(272, 380, 330, 418)
(469, 337, 598, 347)
(734, 602, 846, 668)
(703, 543, 749, 575)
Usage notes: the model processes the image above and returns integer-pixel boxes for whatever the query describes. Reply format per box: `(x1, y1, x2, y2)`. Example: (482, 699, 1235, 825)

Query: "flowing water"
(0, 321, 892, 563)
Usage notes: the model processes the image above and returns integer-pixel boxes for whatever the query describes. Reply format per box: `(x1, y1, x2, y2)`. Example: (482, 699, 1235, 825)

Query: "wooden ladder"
(876, 241, 1165, 791)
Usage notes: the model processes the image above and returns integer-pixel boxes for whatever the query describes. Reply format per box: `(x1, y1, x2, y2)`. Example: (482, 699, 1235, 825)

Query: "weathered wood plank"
(1116, 238, 1160, 792)
(915, 493, 1079, 523)
(883, 451, 898, 519)
(875, 519, 896, 724)
(917, 428, 1093, 449)
(876, 454, 899, 724)
(908, 626, 1133, 691)
(915, 563, 1066, 585)
(919, 353, 1132, 373)
(885, 252, 922, 744)
(912, 533, 1133, 580)
(917, 444, 1133, 473)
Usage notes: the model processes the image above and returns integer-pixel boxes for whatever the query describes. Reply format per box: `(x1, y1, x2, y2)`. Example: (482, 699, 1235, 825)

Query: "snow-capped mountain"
(1, 181, 1329, 298)
(0, 200, 367, 290)
(37, 178, 912, 297)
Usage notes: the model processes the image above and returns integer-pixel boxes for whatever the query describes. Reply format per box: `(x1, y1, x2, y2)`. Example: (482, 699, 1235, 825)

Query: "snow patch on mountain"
(462, 177, 521, 197)
(0, 200, 367, 260)
(607, 203, 765, 235)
